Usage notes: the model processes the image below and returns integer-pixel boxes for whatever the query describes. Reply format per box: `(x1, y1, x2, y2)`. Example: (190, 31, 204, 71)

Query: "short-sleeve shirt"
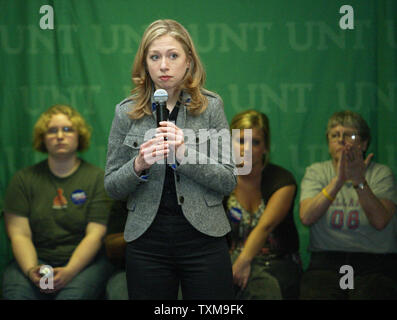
(300, 160, 397, 253)
(4, 159, 112, 265)
(225, 163, 299, 256)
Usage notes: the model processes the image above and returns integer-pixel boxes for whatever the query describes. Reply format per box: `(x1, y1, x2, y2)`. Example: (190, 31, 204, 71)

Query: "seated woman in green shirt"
(2, 104, 113, 300)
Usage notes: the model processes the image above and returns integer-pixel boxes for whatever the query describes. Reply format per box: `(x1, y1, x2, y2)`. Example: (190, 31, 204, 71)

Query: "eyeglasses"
(328, 131, 359, 144)
(46, 126, 75, 136)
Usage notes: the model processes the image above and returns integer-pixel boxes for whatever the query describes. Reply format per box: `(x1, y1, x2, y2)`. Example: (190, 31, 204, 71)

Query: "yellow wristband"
(322, 188, 335, 202)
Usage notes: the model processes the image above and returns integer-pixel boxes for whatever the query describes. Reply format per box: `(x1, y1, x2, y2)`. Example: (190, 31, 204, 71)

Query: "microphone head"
(153, 89, 168, 103)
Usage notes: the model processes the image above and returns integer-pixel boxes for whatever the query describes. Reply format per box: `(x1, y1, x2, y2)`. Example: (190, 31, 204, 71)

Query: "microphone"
(154, 89, 169, 127)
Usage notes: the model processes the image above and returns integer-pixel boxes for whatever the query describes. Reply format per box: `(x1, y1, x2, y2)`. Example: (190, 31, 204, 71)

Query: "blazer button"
(133, 141, 138, 148)
(176, 174, 180, 182)
(179, 196, 184, 204)
(196, 137, 199, 143)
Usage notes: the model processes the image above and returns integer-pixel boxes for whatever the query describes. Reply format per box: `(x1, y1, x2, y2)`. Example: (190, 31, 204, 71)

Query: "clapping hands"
(337, 144, 373, 185)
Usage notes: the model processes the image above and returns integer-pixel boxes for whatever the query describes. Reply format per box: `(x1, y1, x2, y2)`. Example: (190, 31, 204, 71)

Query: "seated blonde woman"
(2, 105, 113, 300)
(225, 110, 302, 299)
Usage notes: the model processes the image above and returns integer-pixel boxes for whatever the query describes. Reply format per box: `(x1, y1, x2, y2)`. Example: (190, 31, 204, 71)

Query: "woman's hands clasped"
(27, 265, 75, 294)
(134, 121, 185, 174)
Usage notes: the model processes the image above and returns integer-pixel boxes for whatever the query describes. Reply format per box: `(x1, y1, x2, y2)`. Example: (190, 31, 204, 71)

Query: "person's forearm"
(65, 234, 104, 276)
(238, 227, 269, 263)
(105, 157, 142, 200)
(10, 235, 39, 276)
(356, 184, 393, 230)
(300, 177, 343, 226)
(105, 233, 127, 260)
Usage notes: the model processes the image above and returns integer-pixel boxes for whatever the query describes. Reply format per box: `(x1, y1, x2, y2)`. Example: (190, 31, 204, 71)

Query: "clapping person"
(299, 110, 397, 300)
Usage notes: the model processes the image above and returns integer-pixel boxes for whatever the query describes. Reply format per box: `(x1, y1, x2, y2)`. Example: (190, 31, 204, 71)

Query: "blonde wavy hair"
(129, 19, 208, 119)
(33, 104, 91, 153)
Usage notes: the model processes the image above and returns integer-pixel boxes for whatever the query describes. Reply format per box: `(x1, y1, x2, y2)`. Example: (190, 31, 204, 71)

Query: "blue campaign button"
(71, 189, 87, 205)
(228, 207, 242, 223)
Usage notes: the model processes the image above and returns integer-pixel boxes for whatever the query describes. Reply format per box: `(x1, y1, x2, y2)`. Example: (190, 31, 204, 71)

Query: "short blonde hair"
(33, 104, 91, 153)
(129, 19, 207, 119)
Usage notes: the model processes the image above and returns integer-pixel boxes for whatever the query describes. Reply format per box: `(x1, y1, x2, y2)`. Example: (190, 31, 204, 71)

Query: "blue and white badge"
(71, 189, 87, 205)
(228, 207, 242, 223)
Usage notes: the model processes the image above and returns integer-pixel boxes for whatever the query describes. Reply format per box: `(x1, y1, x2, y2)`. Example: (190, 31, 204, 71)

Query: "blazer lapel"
(177, 90, 192, 130)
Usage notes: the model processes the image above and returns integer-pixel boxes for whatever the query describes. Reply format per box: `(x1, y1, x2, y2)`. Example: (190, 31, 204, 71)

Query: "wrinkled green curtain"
(1, 0, 396, 290)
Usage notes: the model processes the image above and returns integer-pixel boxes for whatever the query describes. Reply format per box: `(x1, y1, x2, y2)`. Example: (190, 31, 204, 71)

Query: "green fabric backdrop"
(1, 0, 396, 293)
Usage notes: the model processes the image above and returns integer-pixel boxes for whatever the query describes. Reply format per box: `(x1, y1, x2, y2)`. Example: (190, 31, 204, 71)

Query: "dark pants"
(125, 213, 234, 300)
(300, 251, 397, 300)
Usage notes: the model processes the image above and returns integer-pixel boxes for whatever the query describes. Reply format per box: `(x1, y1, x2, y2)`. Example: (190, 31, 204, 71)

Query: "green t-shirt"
(4, 159, 112, 265)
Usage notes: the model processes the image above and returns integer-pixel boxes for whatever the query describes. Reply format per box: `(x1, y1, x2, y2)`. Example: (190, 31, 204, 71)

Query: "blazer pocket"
(123, 133, 144, 150)
(123, 134, 145, 158)
(204, 192, 223, 207)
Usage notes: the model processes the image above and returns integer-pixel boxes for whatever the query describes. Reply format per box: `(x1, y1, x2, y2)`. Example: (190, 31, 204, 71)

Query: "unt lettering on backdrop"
(0, 0, 396, 280)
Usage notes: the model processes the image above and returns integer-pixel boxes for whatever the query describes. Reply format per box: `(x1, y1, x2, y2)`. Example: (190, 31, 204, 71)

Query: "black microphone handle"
(156, 102, 169, 127)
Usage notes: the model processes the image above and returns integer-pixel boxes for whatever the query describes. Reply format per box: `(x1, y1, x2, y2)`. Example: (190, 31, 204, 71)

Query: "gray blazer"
(104, 90, 236, 242)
